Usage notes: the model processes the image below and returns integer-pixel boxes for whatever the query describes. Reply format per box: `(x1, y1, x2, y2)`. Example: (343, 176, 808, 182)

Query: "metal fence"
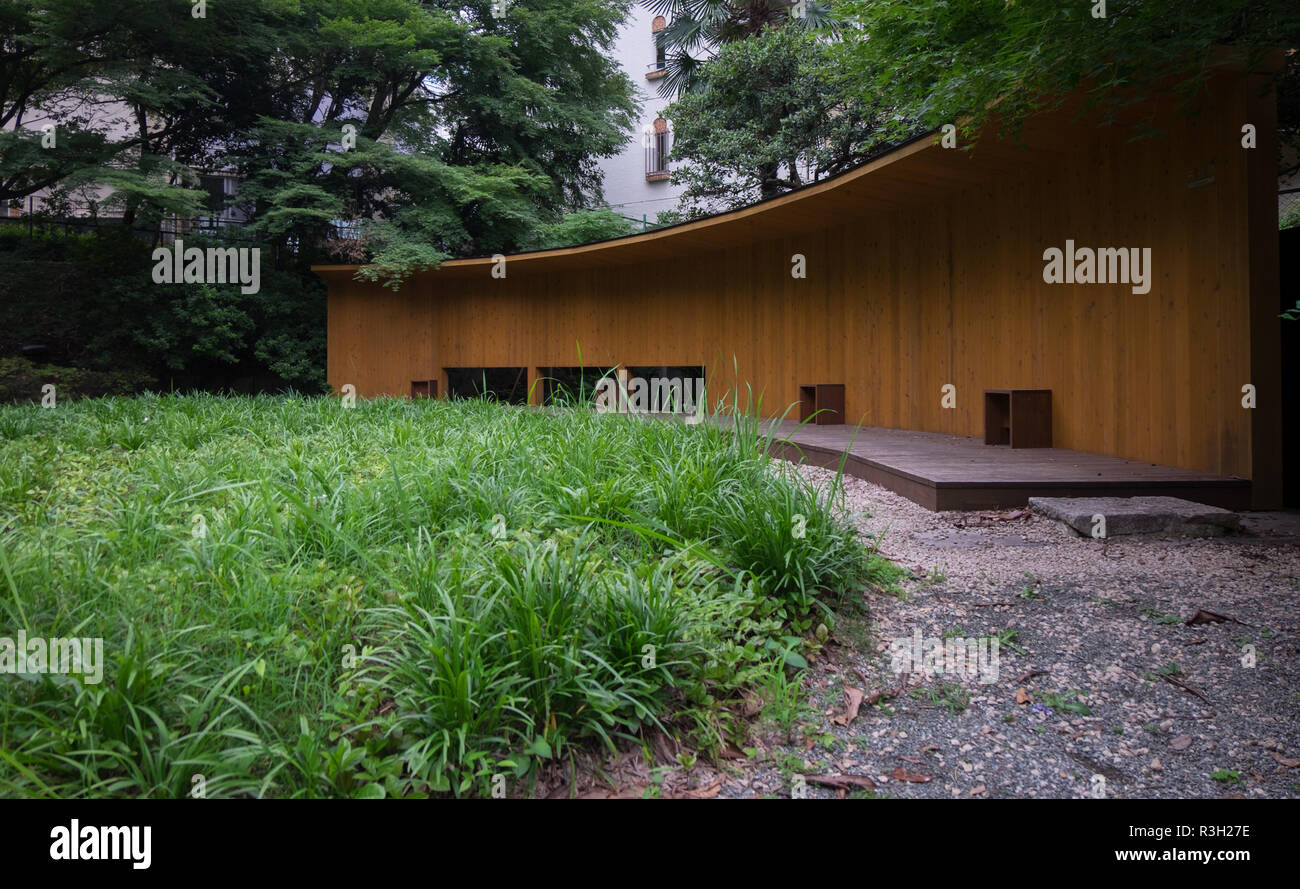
(1, 211, 264, 243)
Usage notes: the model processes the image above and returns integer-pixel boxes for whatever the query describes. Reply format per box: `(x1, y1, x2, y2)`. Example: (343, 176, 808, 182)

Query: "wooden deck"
(765, 422, 1252, 512)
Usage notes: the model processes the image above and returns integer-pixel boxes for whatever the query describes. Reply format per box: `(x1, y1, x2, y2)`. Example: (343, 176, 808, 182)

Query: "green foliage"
(1281, 202, 1300, 232)
(0, 357, 153, 403)
(1040, 690, 1092, 716)
(0, 394, 897, 797)
(522, 209, 636, 250)
(664, 26, 886, 214)
(2, 1, 640, 277)
(642, 0, 841, 97)
(0, 227, 326, 394)
(910, 681, 970, 715)
(833, 0, 1300, 152)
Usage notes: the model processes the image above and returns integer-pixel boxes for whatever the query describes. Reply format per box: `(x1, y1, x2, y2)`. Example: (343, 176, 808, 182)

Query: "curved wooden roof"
(312, 49, 1284, 282)
(308, 98, 1103, 280)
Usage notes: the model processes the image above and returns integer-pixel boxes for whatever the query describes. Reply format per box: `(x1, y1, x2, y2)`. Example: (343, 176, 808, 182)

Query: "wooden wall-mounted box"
(799, 384, 845, 425)
(984, 389, 1051, 448)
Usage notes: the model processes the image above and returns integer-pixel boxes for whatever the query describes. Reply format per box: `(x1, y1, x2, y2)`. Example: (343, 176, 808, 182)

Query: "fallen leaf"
(805, 774, 877, 791)
(1170, 734, 1193, 751)
(970, 785, 987, 796)
(719, 742, 748, 760)
(1015, 687, 1031, 705)
(1161, 673, 1212, 704)
(1271, 752, 1300, 768)
(680, 780, 722, 799)
(1185, 609, 1234, 626)
(890, 766, 932, 783)
(830, 686, 866, 726)
(651, 733, 681, 765)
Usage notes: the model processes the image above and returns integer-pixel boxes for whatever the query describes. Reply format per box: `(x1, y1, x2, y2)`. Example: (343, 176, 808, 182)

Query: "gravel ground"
(709, 466, 1300, 799)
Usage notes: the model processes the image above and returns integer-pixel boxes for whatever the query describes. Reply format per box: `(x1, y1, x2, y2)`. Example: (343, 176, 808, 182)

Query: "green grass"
(1140, 608, 1183, 626)
(1040, 690, 1092, 716)
(909, 681, 970, 715)
(0, 392, 899, 797)
(1210, 768, 1242, 785)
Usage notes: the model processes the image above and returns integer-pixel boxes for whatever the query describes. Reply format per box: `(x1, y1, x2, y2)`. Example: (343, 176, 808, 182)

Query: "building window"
(647, 16, 667, 79)
(645, 118, 670, 181)
(195, 173, 245, 230)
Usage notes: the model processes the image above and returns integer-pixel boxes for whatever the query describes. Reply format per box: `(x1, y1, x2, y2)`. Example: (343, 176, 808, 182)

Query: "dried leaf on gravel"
(831, 687, 865, 726)
(1161, 674, 1213, 704)
(720, 742, 748, 760)
(678, 781, 722, 799)
(890, 767, 932, 783)
(1015, 687, 1032, 705)
(979, 509, 1030, 522)
(1271, 752, 1300, 768)
(805, 774, 877, 791)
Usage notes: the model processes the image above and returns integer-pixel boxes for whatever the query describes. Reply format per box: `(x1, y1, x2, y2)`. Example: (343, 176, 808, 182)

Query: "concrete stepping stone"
(1027, 496, 1241, 538)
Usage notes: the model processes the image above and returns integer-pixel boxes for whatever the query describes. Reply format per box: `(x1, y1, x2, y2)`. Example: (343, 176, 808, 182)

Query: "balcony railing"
(645, 131, 670, 178)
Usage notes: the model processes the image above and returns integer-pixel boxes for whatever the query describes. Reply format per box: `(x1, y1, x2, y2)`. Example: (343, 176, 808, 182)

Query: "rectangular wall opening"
(537, 366, 617, 405)
(444, 367, 527, 404)
(537, 366, 706, 411)
(628, 366, 706, 413)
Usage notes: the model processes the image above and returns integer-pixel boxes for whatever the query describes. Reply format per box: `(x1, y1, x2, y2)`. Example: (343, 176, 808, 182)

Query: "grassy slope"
(0, 394, 897, 797)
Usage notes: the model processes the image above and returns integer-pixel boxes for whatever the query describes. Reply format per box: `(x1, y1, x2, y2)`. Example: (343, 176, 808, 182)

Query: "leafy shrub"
(0, 394, 897, 797)
(0, 357, 154, 403)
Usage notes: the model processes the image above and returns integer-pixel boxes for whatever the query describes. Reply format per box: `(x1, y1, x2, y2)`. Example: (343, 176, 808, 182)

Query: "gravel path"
(713, 467, 1300, 799)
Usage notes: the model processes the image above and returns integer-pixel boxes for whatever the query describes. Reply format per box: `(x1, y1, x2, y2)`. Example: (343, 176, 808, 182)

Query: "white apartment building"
(595, 6, 685, 226)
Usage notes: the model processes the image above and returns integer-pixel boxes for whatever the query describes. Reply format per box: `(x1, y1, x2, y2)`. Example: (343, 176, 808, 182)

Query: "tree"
(2, 1, 640, 276)
(0, 1, 644, 392)
(833, 0, 1300, 161)
(522, 208, 635, 248)
(663, 25, 884, 215)
(0, 0, 207, 212)
(641, 0, 840, 96)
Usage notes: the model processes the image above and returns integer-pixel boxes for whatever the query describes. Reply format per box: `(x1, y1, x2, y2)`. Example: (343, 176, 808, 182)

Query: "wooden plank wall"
(325, 72, 1280, 505)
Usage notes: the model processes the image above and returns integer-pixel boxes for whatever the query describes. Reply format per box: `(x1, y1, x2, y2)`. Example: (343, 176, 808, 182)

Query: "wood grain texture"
(769, 423, 1250, 512)
(318, 70, 1280, 506)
